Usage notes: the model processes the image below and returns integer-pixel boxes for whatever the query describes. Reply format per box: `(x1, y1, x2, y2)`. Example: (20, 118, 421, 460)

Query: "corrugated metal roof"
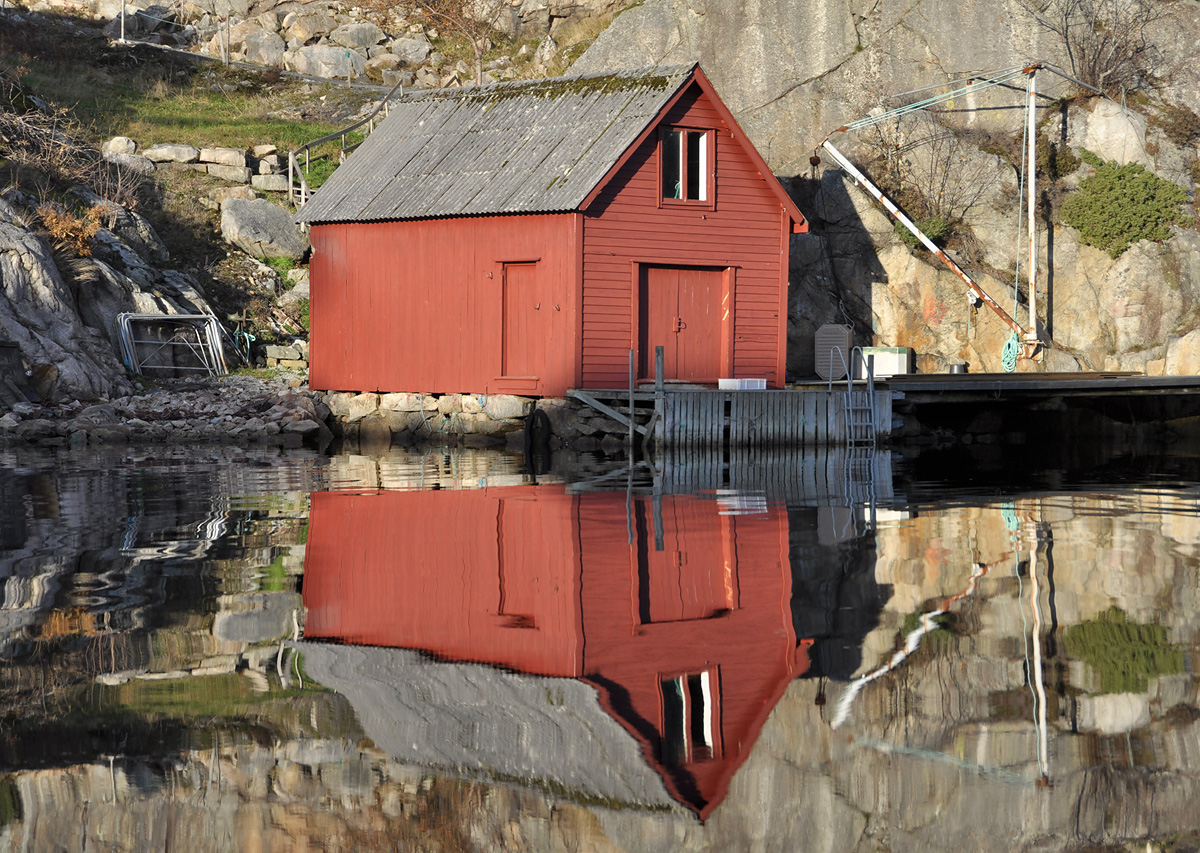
(296, 65, 695, 224)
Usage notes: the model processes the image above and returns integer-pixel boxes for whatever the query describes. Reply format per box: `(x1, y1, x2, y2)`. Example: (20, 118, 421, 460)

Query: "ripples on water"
(0, 443, 1197, 851)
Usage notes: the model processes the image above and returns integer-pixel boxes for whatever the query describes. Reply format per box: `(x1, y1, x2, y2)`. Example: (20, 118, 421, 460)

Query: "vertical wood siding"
(576, 492, 808, 817)
(581, 83, 790, 389)
(303, 488, 584, 677)
(309, 214, 579, 396)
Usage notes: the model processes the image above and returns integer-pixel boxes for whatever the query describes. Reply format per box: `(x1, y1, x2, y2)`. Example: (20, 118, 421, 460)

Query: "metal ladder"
(825, 346, 878, 448)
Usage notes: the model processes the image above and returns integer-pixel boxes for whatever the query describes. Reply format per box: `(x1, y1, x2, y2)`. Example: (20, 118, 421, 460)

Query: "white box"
(853, 347, 913, 380)
(718, 378, 767, 390)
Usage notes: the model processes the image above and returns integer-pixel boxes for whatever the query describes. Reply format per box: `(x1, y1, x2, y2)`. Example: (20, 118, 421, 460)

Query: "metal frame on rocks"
(117, 313, 229, 377)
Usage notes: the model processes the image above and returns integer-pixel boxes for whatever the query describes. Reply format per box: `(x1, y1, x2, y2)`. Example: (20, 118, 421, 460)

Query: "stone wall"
(321, 390, 629, 451)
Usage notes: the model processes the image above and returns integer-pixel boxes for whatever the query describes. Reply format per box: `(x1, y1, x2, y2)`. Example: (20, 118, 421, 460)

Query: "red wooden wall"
(581, 82, 792, 389)
(575, 491, 807, 818)
(308, 214, 580, 396)
(302, 488, 584, 677)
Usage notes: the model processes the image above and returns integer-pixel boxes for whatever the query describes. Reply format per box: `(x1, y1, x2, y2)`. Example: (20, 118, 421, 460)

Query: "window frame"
(658, 126, 715, 210)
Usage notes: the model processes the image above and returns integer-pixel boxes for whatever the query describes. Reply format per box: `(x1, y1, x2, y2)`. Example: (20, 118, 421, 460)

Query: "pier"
(568, 367, 1200, 451)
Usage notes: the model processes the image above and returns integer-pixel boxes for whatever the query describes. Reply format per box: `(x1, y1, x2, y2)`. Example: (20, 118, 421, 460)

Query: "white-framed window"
(660, 668, 721, 764)
(661, 128, 710, 202)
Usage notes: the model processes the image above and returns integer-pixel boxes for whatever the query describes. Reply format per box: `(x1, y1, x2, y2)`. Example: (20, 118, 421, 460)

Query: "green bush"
(1062, 606, 1184, 694)
(1061, 156, 1187, 258)
(895, 214, 952, 251)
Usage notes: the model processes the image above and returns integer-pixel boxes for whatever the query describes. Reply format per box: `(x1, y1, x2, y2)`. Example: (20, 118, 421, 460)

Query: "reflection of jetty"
(303, 485, 814, 818)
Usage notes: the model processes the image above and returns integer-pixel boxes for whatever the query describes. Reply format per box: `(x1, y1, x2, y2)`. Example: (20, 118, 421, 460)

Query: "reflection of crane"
(817, 63, 1100, 366)
(830, 501, 1054, 788)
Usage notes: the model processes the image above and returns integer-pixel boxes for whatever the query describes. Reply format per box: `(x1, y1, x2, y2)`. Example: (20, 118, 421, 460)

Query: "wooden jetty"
(569, 385, 891, 450)
(569, 353, 1200, 450)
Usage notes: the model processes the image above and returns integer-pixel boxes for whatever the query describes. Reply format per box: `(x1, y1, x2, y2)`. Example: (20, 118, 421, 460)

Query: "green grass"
(2, 15, 369, 160)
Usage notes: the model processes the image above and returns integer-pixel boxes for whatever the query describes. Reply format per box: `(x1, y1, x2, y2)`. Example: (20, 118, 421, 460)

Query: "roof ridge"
(393, 63, 696, 103)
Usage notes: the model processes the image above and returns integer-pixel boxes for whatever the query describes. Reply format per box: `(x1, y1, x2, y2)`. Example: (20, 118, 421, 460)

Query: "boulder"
(390, 36, 431, 65)
(483, 395, 533, 420)
(285, 9, 336, 44)
(244, 29, 286, 66)
(285, 44, 368, 79)
(251, 174, 290, 193)
(331, 21, 384, 50)
(103, 136, 137, 155)
(226, 19, 263, 55)
(102, 151, 156, 175)
(379, 392, 436, 412)
(252, 144, 278, 158)
(220, 198, 310, 260)
(326, 392, 379, 423)
(381, 69, 416, 89)
(141, 143, 201, 163)
(200, 146, 247, 167)
(208, 164, 252, 183)
(365, 53, 402, 83)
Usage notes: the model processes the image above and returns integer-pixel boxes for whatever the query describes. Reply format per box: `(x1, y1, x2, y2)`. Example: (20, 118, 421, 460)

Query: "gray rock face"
(573, 0, 1200, 377)
(220, 198, 310, 260)
(0, 222, 132, 400)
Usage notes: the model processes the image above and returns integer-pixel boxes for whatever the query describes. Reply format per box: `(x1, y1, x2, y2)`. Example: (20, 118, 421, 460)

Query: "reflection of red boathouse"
(303, 486, 811, 818)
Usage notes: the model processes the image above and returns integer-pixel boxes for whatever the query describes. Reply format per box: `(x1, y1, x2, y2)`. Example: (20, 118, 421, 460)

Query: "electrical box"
(815, 325, 853, 380)
(853, 347, 914, 380)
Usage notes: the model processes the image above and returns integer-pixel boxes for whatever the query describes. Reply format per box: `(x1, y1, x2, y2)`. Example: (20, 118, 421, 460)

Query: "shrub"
(895, 214, 952, 251)
(1155, 104, 1200, 146)
(36, 203, 100, 257)
(1036, 137, 1080, 180)
(1061, 157, 1187, 257)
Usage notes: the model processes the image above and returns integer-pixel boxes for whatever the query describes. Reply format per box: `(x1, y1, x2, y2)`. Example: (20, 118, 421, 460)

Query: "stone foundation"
(319, 391, 631, 452)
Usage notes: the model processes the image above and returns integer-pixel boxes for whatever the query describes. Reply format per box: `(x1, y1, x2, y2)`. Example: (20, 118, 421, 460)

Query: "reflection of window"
(662, 128, 710, 202)
(660, 669, 721, 765)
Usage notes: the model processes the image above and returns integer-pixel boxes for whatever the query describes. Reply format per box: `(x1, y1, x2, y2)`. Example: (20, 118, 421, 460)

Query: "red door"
(502, 262, 545, 379)
(639, 265, 724, 381)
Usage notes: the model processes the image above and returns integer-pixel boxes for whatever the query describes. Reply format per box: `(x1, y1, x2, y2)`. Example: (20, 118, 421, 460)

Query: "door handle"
(674, 316, 686, 332)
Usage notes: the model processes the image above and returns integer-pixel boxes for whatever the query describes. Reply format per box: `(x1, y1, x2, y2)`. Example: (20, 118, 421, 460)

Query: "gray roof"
(296, 65, 695, 224)
(295, 642, 684, 810)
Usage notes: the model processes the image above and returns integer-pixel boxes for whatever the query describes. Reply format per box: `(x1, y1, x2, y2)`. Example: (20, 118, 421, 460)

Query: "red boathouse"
(296, 64, 807, 397)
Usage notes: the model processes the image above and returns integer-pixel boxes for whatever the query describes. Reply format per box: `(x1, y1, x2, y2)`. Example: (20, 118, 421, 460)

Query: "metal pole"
(628, 349, 635, 452)
(120, 0, 126, 41)
(655, 345, 665, 451)
(1026, 66, 1039, 344)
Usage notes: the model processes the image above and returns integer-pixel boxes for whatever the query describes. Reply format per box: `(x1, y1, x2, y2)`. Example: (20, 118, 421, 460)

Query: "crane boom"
(819, 137, 1027, 339)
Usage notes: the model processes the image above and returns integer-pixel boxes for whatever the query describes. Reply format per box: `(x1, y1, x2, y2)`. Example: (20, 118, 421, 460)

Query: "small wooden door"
(639, 265, 724, 381)
(502, 262, 545, 379)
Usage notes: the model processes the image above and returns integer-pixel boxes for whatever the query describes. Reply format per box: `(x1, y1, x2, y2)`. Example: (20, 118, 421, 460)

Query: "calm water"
(0, 443, 1198, 852)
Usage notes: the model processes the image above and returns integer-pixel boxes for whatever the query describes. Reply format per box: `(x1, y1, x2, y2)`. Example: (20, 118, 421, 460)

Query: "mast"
(1025, 65, 1041, 349)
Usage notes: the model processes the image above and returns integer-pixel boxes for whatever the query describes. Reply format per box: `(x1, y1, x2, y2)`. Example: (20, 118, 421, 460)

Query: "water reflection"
(0, 445, 1197, 850)
(302, 481, 858, 818)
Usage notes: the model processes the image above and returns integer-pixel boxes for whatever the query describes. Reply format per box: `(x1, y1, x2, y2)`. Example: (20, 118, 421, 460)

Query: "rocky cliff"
(575, 0, 1200, 375)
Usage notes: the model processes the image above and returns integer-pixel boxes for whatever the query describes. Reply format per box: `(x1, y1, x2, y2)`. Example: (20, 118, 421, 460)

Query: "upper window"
(661, 128, 710, 203)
